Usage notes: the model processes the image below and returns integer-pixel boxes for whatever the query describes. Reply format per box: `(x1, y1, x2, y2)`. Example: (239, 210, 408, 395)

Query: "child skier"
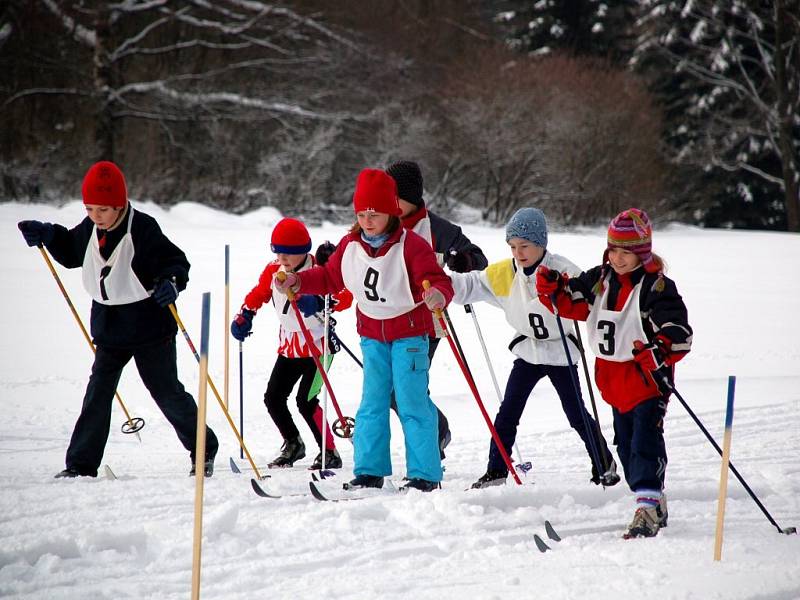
(537, 208, 692, 538)
(387, 160, 488, 459)
(273, 168, 453, 492)
(230, 218, 352, 470)
(17, 161, 219, 478)
(448, 207, 618, 489)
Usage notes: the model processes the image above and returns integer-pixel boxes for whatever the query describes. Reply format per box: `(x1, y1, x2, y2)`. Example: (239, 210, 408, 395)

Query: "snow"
(1, 201, 799, 599)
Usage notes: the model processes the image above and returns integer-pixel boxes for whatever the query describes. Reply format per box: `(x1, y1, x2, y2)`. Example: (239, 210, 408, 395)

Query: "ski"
(229, 457, 243, 474)
(250, 477, 310, 499)
(545, 520, 561, 542)
(309, 480, 399, 502)
(103, 465, 117, 480)
(533, 534, 551, 553)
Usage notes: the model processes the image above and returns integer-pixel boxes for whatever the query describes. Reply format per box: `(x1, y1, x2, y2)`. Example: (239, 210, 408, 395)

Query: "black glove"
(231, 309, 255, 342)
(18, 221, 55, 247)
(445, 249, 472, 273)
(315, 241, 336, 266)
(296, 294, 323, 318)
(153, 278, 179, 307)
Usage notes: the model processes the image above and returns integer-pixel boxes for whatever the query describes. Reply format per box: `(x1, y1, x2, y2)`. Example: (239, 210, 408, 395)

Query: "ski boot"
(343, 474, 384, 490)
(189, 457, 215, 477)
(400, 478, 441, 492)
(55, 467, 96, 479)
(623, 495, 668, 539)
(310, 448, 342, 470)
(268, 438, 306, 468)
(470, 469, 508, 489)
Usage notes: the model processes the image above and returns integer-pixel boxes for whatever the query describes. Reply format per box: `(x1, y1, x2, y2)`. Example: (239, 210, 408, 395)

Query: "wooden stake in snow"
(714, 375, 737, 562)
(192, 292, 211, 600)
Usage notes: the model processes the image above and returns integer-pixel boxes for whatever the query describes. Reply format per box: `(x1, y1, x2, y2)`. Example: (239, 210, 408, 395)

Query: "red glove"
(632, 340, 665, 372)
(536, 266, 567, 297)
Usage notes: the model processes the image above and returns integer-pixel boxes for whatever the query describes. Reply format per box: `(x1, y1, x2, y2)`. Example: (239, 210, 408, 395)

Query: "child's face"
(85, 204, 124, 230)
(357, 211, 390, 236)
(507, 237, 545, 268)
(607, 247, 641, 274)
(276, 253, 306, 271)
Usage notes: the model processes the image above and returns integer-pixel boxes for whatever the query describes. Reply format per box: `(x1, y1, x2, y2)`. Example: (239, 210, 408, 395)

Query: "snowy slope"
(1, 201, 798, 600)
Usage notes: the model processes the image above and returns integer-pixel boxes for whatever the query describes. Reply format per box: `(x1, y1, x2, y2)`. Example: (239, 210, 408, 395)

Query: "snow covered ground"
(1, 200, 798, 600)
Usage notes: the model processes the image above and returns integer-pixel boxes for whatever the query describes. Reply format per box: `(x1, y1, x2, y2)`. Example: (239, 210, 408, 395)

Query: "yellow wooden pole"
(191, 292, 211, 600)
(38, 246, 143, 439)
(714, 376, 736, 561)
(168, 303, 264, 480)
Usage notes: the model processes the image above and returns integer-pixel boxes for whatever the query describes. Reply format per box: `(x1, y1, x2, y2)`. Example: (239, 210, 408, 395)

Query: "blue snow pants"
(487, 358, 613, 474)
(354, 335, 442, 482)
(612, 395, 668, 492)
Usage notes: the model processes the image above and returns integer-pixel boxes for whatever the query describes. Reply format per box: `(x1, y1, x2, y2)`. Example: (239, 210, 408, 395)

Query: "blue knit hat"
(505, 208, 548, 248)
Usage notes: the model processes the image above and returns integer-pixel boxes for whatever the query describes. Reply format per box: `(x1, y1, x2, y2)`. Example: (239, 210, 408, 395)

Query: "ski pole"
(547, 289, 605, 479)
(313, 314, 363, 369)
(275, 272, 354, 438)
(571, 321, 610, 475)
(649, 363, 796, 535)
(191, 292, 210, 600)
(714, 375, 736, 561)
(464, 303, 529, 472)
(168, 303, 265, 480)
(37, 245, 144, 439)
(320, 295, 330, 471)
(423, 281, 522, 485)
(238, 340, 244, 460)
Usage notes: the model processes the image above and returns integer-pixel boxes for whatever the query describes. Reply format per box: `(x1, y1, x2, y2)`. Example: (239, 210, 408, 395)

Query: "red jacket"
(241, 255, 353, 357)
(541, 265, 692, 413)
(297, 228, 453, 343)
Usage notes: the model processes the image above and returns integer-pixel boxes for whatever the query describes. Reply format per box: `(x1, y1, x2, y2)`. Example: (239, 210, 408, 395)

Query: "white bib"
(505, 269, 562, 343)
(586, 274, 647, 362)
(272, 262, 324, 339)
(82, 208, 150, 306)
(341, 231, 420, 319)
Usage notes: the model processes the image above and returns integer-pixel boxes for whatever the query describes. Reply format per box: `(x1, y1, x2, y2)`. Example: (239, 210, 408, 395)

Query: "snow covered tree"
(491, 0, 640, 63)
(633, 0, 800, 231)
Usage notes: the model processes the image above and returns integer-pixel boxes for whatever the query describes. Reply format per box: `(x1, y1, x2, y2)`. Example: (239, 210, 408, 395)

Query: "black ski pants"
(66, 337, 219, 476)
(264, 354, 329, 449)
(487, 359, 613, 475)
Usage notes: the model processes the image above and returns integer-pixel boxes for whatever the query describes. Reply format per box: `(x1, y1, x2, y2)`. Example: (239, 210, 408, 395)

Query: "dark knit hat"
(505, 207, 548, 248)
(271, 217, 312, 255)
(386, 161, 424, 207)
(82, 161, 127, 207)
(352, 168, 401, 216)
(605, 208, 658, 273)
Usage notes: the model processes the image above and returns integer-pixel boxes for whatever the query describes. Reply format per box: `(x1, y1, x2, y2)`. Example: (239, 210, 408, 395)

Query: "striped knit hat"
(605, 208, 658, 273)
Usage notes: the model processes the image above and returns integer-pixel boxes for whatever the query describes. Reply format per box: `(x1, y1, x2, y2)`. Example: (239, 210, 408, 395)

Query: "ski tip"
(229, 457, 241, 474)
(544, 520, 561, 542)
(308, 481, 329, 502)
(251, 478, 270, 498)
(103, 465, 117, 480)
(533, 533, 551, 553)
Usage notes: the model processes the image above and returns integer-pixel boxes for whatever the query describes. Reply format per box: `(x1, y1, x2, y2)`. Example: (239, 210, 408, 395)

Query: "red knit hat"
(352, 168, 401, 216)
(270, 217, 312, 255)
(605, 208, 658, 273)
(82, 161, 127, 207)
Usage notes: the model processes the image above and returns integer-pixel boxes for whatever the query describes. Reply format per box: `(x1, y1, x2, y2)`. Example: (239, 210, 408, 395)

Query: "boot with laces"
(268, 437, 306, 468)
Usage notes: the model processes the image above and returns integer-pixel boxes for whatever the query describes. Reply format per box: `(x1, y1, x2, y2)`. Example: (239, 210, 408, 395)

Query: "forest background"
(1, 0, 798, 231)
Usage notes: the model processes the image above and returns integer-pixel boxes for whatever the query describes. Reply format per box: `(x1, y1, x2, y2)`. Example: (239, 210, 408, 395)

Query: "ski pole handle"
(422, 280, 445, 322)
(275, 271, 297, 301)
